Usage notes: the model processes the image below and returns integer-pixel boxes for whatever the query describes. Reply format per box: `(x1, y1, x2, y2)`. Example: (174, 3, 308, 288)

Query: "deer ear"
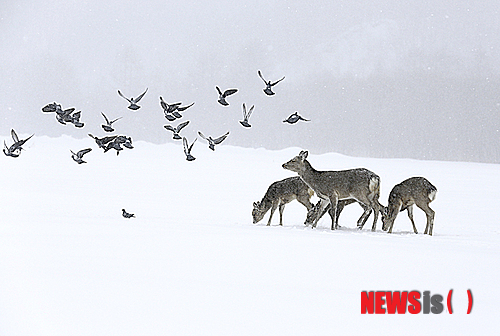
(253, 202, 259, 208)
(299, 150, 308, 161)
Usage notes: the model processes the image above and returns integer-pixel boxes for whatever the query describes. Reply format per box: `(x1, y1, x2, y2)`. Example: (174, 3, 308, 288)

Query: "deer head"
(282, 150, 308, 173)
(252, 201, 266, 224)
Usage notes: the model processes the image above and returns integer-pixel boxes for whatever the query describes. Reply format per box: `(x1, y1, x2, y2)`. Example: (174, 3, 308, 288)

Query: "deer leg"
(267, 202, 278, 226)
(406, 205, 418, 234)
(417, 203, 435, 235)
(328, 195, 339, 230)
(312, 199, 330, 228)
(370, 201, 380, 232)
(356, 203, 370, 230)
(335, 201, 346, 228)
(278, 203, 285, 226)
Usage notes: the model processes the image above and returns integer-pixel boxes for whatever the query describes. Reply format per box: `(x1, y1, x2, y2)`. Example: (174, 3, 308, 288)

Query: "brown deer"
(282, 150, 381, 231)
(380, 177, 437, 235)
(252, 176, 315, 226)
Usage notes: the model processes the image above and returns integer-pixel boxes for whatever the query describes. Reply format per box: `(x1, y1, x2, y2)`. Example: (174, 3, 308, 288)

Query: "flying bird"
(71, 148, 92, 164)
(283, 112, 310, 124)
(164, 120, 190, 140)
(42, 103, 84, 127)
(122, 209, 135, 218)
(198, 131, 230, 151)
(88, 134, 117, 150)
(101, 112, 122, 132)
(239, 103, 254, 128)
(3, 129, 33, 157)
(160, 96, 182, 115)
(258, 70, 285, 95)
(118, 88, 148, 110)
(103, 135, 133, 155)
(42, 102, 61, 113)
(216, 86, 238, 106)
(160, 97, 194, 120)
(183, 136, 197, 161)
(69, 111, 84, 128)
(172, 102, 194, 119)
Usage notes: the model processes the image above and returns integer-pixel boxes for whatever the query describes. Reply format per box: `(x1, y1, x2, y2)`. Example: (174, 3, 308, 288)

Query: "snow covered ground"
(1, 135, 499, 335)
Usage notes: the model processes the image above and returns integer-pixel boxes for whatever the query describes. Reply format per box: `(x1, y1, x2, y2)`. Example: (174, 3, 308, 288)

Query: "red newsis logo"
(361, 290, 473, 314)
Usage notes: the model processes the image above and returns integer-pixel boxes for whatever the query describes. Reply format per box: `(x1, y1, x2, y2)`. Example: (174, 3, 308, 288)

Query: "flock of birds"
(4, 70, 311, 218)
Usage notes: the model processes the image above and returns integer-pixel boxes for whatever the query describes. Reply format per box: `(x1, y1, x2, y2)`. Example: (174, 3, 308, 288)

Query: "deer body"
(282, 151, 381, 231)
(381, 177, 437, 235)
(252, 176, 314, 226)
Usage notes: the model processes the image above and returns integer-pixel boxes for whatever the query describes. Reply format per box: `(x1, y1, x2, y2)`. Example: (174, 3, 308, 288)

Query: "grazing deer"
(380, 177, 437, 235)
(282, 150, 381, 231)
(252, 176, 315, 226)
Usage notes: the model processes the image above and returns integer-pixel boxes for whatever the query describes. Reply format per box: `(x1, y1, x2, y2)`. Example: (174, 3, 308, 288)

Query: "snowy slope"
(1, 135, 499, 335)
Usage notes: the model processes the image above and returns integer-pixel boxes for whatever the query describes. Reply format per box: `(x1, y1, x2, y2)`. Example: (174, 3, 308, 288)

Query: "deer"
(282, 150, 381, 231)
(252, 176, 315, 226)
(380, 177, 437, 235)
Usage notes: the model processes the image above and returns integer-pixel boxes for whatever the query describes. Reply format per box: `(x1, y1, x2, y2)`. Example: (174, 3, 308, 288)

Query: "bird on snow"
(216, 86, 238, 106)
(3, 129, 34, 157)
(164, 120, 190, 140)
(122, 209, 135, 218)
(283, 112, 310, 124)
(258, 70, 285, 96)
(239, 103, 254, 128)
(183, 136, 197, 161)
(198, 131, 230, 151)
(101, 112, 122, 132)
(117, 88, 148, 110)
(71, 148, 92, 164)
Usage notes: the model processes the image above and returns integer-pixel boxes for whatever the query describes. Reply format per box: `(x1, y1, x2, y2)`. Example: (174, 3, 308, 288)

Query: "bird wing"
(42, 103, 57, 113)
(159, 96, 168, 110)
(134, 88, 148, 103)
(117, 90, 132, 103)
(78, 148, 92, 157)
(164, 125, 175, 132)
(213, 131, 229, 145)
(222, 89, 238, 98)
(246, 105, 255, 120)
(215, 86, 223, 96)
(242, 103, 247, 119)
(197, 131, 208, 141)
(176, 120, 190, 133)
(183, 137, 189, 154)
(257, 70, 267, 84)
(271, 76, 285, 86)
(177, 102, 194, 111)
(110, 116, 123, 124)
(101, 112, 110, 125)
(71, 111, 81, 120)
(188, 138, 197, 152)
(11, 129, 19, 143)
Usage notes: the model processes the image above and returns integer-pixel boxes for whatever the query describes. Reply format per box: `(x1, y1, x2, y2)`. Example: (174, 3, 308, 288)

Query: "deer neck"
(298, 160, 319, 184)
